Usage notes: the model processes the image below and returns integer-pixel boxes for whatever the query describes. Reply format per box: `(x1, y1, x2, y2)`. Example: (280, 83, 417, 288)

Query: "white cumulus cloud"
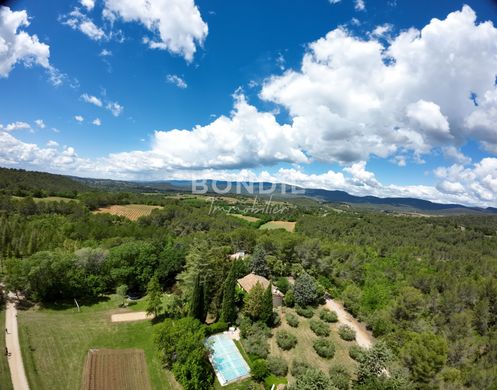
(0, 6, 51, 78)
(61, 8, 106, 41)
(75, 115, 84, 122)
(102, 0, 208, 61)
(92, 118, 102, 126)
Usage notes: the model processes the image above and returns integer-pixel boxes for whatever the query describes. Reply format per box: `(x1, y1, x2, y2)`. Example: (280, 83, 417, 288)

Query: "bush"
(338, 325, 356, 341)
(242, 333, 268, 358)
(205, 321, 229, 336)
(349, 345, 366, 362)
(291, 360, 312, 377)
(276, 330, 297, 350)
(319, 308, 338, 323)
(286, 313, 299, 328)
(267, 356, 288, 376)
(275, 277, 290, 294)
(284, 289, 295, 307)
(313, 338, 336, 358)
(310, 319, 330, 337)
(241, 321, 270, 358)
(295, 305, 314, 318)
(252, 359, 269, 382)
(271, 312, 281, 327)
(329, 365, 351, 390)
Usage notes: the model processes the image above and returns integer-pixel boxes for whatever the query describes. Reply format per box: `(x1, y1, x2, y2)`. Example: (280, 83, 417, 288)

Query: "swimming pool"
(206, 333, 251, 386)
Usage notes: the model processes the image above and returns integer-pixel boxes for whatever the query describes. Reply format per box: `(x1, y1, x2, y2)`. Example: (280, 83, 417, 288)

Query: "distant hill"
(1, 167, 495, 214)
(0, 167, 89, 198)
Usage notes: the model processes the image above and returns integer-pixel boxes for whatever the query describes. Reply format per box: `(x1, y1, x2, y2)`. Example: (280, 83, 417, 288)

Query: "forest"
(1, 168, 497, 390)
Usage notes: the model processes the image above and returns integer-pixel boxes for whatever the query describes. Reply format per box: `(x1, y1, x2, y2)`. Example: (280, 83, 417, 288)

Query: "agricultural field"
(0, 309, 14, 390)
(12, 196, 77, 203)
(259, 220, 296, 232)
(93, 204, 161, 221)
(82, 348, 151, 390)
(269, 306, 358, 380)
(17, 295, 179, 390)
(230, 214, 261, 223)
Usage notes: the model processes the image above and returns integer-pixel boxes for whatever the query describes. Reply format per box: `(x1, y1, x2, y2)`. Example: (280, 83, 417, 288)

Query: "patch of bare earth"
(81, 349, 151, 390)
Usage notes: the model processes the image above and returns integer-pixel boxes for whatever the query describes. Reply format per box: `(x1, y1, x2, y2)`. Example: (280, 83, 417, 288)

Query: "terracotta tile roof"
(237, 273, 270, 292)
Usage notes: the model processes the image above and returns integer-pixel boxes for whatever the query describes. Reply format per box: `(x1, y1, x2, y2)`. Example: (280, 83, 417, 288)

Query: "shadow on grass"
(38, 295, 111, 311)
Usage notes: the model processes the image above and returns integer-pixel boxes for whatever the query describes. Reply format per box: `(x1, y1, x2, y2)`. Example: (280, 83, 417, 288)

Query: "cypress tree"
(261, 283, 274, 324)
(220, 261, 238, 324)
(189, 273, 205, 321)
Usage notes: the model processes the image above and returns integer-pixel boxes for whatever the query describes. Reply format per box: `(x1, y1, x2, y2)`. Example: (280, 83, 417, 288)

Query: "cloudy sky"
(1, 0, 497, 207)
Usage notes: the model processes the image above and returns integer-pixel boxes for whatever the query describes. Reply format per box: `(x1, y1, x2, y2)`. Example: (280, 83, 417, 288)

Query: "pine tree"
(189, 273, 205, 321)
(146, 274, 162, 317)
(220, 261, 238, 324)
(250, 244, 270, 278)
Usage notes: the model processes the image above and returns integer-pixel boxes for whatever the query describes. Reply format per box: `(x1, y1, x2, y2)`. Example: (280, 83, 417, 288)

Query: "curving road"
(5, 293, 30, 390)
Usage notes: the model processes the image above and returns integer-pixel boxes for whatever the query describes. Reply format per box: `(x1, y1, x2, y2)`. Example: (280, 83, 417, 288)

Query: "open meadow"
(259, 221, 296, 232)
(17, 295, 179, 390)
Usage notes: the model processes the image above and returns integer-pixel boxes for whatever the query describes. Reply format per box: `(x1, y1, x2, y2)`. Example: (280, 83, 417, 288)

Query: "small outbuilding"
(237, 273, 284, 307)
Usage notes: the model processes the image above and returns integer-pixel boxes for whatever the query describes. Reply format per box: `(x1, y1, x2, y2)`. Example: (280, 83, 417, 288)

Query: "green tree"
(261, 283, 274, 324)
(146, 274, 162, 317)
(189, 273, 205, 321)
(243, 282, 266, 321)
(250, 244, 270, 278)
(294, 271, 318, 307)
(220, 261, 238, 324)
(357, 341, 392, 384)
(288, 368, 337, 390)
(400, 332, 448, 386)
(154, 317, 213, 389)
(116, 284, 128, 307)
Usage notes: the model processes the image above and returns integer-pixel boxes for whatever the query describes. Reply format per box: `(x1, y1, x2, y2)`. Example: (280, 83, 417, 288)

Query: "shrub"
(310, 319, 330, 337)
(252, 359, 269, 382)
(319, 308, 338, 323)
(329, 365, 351, 390)
(286, 313, 299, 328)
(275, 277, 290, 294)
(284, 289, 295, 307)
(205, 321, 229, 336)
(241, 321, 270, 358)
(242, 333, 268, 358)
(349, 345, 366, 362)
(267, 356, 288, 376)
(271, 312, 281, 327)
(313, 338, 336, 358)
(338, 325, 356, 341)
(291, 360, 312, 377)
(295, 305, 314, 318)
(276, 330, 297, 350)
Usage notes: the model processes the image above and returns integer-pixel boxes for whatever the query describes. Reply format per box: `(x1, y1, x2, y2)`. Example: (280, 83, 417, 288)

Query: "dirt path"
(110, 311, 153, 322)
(325, 298, 373, 349)
(5, 293, 30, 390)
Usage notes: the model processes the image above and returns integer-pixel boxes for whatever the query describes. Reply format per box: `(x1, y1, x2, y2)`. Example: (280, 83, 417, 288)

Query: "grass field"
(18, 295, 179, 390)
(259, 221, 296, 232)
(230, 214, 261, 223)
(82, 349, 151, 390)
(0, 309, 14, 390)
(12, 196, 77, 203)
(269, 306, 358, 381)
(93, 205, 161, 221)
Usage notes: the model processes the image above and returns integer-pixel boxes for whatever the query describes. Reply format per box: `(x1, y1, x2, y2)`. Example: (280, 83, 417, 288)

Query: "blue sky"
(1, 0, 497, 206)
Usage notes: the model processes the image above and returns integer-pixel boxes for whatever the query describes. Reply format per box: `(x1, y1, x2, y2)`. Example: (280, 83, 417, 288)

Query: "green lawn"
(18, 295, 179, 390)
(0, 308, 14, 390)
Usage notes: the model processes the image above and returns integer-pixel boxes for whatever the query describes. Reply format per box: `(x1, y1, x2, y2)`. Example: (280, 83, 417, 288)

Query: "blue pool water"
(206, 333, 251, 385)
